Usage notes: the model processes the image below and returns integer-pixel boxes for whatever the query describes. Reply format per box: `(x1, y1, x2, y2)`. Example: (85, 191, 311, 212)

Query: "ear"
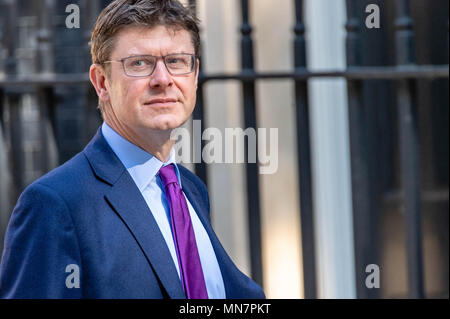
(89, 64, 111, 103)
(195, 58, 200, 89)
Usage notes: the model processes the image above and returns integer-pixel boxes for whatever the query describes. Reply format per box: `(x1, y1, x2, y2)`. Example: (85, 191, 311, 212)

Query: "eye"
(132, 59, 147, 67)
(167, 58, 181, 64)
(126, 57, 154, 69)
(166, 56, 190, 68)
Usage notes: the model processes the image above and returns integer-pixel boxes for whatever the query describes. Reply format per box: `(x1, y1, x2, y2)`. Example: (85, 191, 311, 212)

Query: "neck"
(104, 117, 175, 163)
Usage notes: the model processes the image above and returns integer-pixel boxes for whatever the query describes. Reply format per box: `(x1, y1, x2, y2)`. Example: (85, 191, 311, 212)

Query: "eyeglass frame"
(101, 53, 197, 77)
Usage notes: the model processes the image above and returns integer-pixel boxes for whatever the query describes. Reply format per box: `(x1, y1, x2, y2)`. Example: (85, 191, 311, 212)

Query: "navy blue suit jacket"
(0, 128, 265, 299)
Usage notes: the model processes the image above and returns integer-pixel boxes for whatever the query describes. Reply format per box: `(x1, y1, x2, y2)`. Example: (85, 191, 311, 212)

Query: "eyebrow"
(120, 51, 195, 58)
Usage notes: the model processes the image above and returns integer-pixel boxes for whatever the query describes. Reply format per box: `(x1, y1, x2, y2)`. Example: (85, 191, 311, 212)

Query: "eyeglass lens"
(123, 54, 194, 76)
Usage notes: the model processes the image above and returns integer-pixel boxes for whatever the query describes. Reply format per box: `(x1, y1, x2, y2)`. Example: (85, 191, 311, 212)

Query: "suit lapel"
(105, 174, 185, 298)
(83, 129, 185, 298)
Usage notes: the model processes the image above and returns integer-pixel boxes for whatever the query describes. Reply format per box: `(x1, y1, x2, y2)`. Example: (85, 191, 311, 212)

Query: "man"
(0, 0, 265, 299)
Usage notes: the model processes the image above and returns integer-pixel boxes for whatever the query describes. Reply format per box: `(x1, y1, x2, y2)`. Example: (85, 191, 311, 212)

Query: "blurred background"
(0, 0, 448, 299)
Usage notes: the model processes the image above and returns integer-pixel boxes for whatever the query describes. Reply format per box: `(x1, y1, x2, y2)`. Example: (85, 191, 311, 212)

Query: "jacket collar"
(100, 122, 183, 192)
(82, 127, 125, 186)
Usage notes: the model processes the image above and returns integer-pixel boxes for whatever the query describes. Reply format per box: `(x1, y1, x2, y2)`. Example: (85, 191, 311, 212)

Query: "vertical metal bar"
(0, 1, 4, 78)
(37, 0, 55, 75)
(37, 86, 57, 170)
(189, 0, 208, 186)
(0, 1, 4, 133)
(0, 86, 6, 255)
(83, 0, 103, 143)
(8, 93, 24, 195)
(240, 0, 263, 287)
(4, 0, 17, 75)
(83, 0, 100, 71)
(395, 0, 416, 66)
(0, 88, 4, 134)
(345, 0, 361, 69)
(395, 0, 425, 299)
(37, 0, 57, 170)
(345, 0, 379, 299)
(0, 0, 6, 137)
(3, 0, 24, 199)
(293, 0, 316, 299)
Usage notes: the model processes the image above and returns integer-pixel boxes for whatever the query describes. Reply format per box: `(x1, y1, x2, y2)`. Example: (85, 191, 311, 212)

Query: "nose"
(149, 59, 173, 89)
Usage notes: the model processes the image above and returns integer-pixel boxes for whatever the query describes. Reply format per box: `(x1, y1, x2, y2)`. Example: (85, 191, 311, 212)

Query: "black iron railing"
(0, 0, 448, 298)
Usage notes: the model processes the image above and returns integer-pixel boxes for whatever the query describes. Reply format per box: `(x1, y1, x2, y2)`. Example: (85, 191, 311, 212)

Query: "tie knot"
(159, 164, 179, 188)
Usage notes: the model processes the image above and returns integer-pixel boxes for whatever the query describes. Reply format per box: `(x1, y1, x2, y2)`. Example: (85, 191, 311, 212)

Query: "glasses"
(103, 53, 196, 77)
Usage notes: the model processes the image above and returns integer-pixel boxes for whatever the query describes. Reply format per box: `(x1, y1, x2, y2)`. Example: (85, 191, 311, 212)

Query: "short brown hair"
(90, 0, 200, 116)
(90, 0, 200, 65)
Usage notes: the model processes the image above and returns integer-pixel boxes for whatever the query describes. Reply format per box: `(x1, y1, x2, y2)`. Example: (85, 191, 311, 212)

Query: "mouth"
(144, 98, 178, 107)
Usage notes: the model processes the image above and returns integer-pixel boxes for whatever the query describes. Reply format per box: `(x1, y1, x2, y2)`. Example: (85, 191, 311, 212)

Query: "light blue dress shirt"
(101, 122, 225, 298)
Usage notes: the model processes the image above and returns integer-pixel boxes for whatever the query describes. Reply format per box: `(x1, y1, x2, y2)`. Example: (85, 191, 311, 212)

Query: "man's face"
(101, 25, 198, 133)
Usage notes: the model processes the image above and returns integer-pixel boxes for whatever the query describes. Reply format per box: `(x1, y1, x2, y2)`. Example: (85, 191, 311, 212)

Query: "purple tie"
(158, 164, 208, 299)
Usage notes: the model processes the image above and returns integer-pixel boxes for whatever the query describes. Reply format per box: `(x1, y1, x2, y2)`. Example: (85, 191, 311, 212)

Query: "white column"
(252, 0, 303, 299)
(197, 0, 252, 277)
(305, 0, 356, 298)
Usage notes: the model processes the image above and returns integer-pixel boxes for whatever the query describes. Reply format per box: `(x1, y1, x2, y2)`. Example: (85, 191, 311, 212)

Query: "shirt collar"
(101, 122, 182, 191)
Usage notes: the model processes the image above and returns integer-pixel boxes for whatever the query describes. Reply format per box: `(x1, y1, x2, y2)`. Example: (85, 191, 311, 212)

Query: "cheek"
(112, 80, 144, 111)
(188, 86, 198, 111)
(109, 78, 126, 106)
(178, 79, 197, 108)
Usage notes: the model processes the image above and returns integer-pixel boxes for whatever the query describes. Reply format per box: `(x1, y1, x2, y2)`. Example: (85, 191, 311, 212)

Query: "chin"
(146, 119, 183, 131)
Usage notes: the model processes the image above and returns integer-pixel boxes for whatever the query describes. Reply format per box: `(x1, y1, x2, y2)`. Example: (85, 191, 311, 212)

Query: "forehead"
(111, 25, 194, 58)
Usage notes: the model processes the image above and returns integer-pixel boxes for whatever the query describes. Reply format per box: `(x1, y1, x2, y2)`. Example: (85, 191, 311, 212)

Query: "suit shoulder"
(28, 152, 92, 194)
(1, 175, 83, 298)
